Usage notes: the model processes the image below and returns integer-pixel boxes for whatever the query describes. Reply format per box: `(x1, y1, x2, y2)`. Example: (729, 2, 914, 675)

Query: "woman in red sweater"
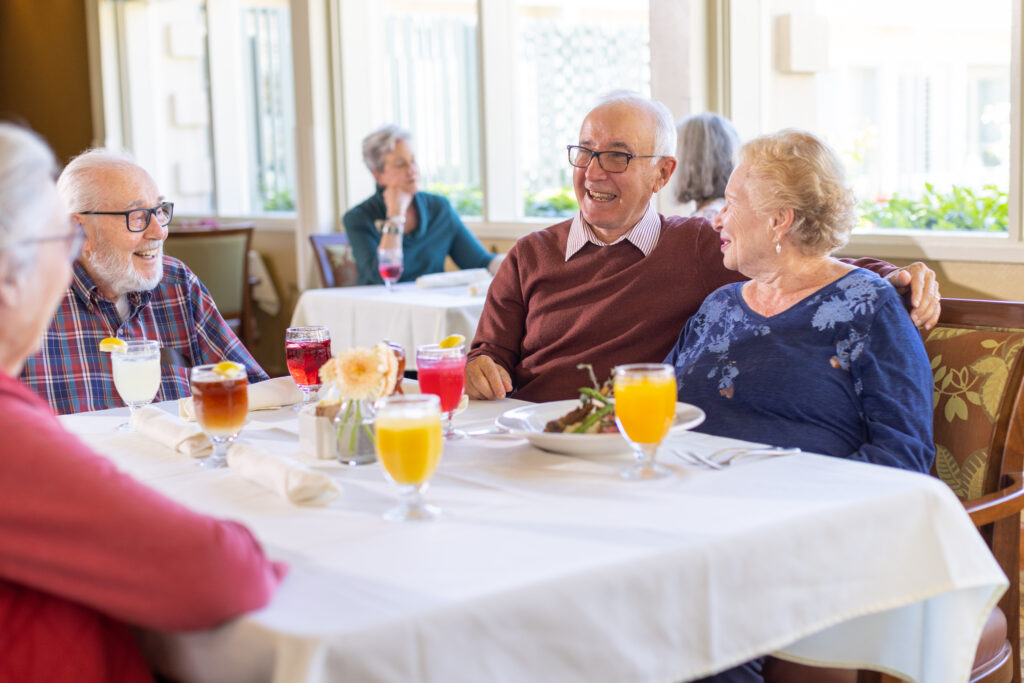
(0, 124, 286, 681)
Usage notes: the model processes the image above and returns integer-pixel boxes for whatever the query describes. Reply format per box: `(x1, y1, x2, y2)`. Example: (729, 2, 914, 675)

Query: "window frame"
(719, 0, 1024, 264)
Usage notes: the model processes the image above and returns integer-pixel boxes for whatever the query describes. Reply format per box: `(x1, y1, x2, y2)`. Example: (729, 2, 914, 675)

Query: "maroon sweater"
(470, 215, 895, 402)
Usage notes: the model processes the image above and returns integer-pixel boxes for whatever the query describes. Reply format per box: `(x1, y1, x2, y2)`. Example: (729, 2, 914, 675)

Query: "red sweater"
(0, 370, 287, 682)
(470, 215, 895, 402)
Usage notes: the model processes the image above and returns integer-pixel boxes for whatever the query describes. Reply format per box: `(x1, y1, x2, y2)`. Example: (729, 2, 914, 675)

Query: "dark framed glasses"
(80, 201, 174, 232)
(566, 145, 666, 173)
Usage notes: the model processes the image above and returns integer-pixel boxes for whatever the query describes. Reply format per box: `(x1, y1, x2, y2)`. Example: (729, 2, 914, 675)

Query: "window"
(95, 0, 297, 218)
(727, 0, 1013, 236)
(338, 0, 651, 222)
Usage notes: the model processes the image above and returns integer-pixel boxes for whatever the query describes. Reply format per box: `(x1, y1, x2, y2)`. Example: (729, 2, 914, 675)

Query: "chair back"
(163, 227, 254, 344)
(923, 298, 1024, 502)
(309, 233, 358, 288)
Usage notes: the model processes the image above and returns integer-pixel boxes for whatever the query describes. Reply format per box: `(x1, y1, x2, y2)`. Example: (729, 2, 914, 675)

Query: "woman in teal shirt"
(343, 124, 500, 285)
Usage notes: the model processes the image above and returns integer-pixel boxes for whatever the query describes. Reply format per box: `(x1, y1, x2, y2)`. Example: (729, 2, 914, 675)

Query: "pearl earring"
(775, 242, 782, 254)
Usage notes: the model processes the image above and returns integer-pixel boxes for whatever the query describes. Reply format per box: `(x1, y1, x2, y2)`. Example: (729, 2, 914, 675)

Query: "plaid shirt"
(20, 257, 268, 415)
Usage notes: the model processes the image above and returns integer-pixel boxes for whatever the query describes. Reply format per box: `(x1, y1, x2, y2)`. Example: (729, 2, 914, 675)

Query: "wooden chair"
(309, 233, 358, 288)
(163, 227, 256, 347)
(764, 298, 1024, 683)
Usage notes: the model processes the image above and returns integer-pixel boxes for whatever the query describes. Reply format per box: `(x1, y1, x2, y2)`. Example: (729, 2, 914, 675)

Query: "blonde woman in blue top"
(343, 125, 502, 285)
(670, 129, 935, 682)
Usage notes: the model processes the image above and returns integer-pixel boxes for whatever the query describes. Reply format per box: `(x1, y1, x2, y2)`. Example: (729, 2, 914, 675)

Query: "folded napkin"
(227, 444, 341, 505)
(179, 376, 304, 421)
(130, 405, 213, 458)
(416, 268, 490, 289)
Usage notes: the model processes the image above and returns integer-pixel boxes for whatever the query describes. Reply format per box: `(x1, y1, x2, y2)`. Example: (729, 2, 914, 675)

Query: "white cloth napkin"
(227, 444, 341, 505)
(130, 405, 213, 458)
(179, 376, 304, 421)
(415, 268, 491, 289)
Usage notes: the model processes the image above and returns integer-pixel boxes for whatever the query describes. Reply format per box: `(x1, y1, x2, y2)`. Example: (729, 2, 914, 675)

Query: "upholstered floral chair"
(309, 233, 358, 288)
(764, 298, 1024, 683)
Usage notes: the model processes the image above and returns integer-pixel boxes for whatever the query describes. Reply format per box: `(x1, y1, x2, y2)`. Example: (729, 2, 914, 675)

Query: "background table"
(290, 283, 485, 362)
(61, 401, 1007, 683)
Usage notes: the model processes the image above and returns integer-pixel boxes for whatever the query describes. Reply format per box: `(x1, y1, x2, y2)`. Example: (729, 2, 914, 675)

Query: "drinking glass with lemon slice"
(375, 393, 443, 521)
(613, 363, 677, 480)
(189, 361, 249, 469)
(416, 334, 466, 439)
(100, 337, 161, 432)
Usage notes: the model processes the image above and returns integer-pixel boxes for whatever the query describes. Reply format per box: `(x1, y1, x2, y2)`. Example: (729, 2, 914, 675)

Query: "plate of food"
(495, 400, 705, 455)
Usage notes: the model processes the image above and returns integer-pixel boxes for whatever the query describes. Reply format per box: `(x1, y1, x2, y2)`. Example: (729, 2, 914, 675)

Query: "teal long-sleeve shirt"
(342, 190, 494, 285)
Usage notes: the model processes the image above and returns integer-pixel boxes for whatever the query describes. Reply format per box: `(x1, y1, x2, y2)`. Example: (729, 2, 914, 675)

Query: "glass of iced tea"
(285, 325, 332, 407)
(190, 362, 249, 469)
(416, 342, 466, 439)
(613, 363, 677, 480)
(375, 393, 443, 522)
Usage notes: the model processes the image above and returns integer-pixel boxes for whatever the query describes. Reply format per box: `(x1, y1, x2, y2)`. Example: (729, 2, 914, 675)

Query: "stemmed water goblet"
(613, 363, 677, 480)
(111, 339, 161, 432)
(285, 325, 332, 407)
(378, 223, 403, 291)
(375, 393, 443, 522)
(190, 362, 249, 469)
(416, 342, 467, 439)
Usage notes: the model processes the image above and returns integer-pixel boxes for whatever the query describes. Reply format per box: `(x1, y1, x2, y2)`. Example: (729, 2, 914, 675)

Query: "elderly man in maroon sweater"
(466, 92, 940, 402)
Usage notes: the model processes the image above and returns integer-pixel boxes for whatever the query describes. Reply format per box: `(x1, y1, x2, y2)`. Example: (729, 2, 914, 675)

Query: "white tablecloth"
(290, 283, 485, 361)
(60, 401, 1006, 683)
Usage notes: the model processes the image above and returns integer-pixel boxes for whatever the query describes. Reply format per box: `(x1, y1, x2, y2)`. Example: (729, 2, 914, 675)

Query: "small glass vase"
(334, 398, 377, 466)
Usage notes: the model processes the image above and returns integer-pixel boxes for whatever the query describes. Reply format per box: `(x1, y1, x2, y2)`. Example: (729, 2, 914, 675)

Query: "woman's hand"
(382, 184, 414, 221)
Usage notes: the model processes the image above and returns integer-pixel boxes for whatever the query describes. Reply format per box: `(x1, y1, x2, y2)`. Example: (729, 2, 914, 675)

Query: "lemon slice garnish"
(439, 334, 465, 349)
(212, 361, 244, 378)
(99, 337, 127, 353)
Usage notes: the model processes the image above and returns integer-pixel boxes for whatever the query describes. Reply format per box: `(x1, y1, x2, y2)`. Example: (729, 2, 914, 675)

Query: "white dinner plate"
(495, 400, 705, 455)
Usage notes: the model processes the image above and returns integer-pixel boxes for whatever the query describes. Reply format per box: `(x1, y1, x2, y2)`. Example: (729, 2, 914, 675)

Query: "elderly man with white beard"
(20, 150, 267, 414)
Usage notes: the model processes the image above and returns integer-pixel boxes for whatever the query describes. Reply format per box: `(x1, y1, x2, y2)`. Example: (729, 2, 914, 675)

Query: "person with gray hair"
(466, 92, 941, 402)
(0, 122, 284, 682)
(674, 112, 740, 219)
(342, 123, 501, 285)
(19, 148, 267, 414)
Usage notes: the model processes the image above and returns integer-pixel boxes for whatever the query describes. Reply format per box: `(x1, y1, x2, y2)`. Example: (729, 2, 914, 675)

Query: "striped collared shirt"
(19, 257, 268, 415)
(564, 202, 662, 261)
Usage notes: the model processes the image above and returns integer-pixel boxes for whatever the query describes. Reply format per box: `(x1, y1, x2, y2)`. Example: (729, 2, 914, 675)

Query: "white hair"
(362, 124, 414, 174)
(0, 123, 59, 274)
(593, 90, 678, 157)
(57, 147, 139, 213)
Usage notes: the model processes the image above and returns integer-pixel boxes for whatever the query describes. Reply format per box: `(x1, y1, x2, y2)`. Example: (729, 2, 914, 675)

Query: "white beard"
(84, 242, 164, 295)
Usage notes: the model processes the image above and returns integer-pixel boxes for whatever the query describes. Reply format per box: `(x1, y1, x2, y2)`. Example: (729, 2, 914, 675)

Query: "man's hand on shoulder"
(466, 355, 513, 400)
(885, 261, 941, 331)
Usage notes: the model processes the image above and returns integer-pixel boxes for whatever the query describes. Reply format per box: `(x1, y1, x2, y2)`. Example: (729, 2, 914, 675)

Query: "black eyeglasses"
(15, 222, 85, 261)
(566, 145, 666, 173)
(80, 201, 174, 232)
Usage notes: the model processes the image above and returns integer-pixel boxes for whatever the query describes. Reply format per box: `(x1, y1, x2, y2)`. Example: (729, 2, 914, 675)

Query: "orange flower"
(320, 342, 399, 401)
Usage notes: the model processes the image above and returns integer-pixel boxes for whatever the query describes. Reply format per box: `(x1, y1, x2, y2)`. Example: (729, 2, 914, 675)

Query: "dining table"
(59, 394, 1006, 683)
(289, 283, 486, 363)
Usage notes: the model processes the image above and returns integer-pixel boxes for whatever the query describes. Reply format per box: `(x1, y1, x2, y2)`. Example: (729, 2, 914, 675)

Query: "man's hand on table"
(884, 261, 941, 331)
(466, 356, 513, 400)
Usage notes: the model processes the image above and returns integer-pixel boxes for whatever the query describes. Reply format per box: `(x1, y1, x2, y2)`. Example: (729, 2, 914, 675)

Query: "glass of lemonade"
(375, 393, 443, 522)
(189, 362, 249, 469)
(613, 363, 677, 480)
(416, 343, 467, 439)
(111, 339, 161, 432)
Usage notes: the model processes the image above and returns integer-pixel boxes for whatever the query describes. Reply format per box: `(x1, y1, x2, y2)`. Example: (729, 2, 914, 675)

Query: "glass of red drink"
(285, 325, 332, 407)
(190, 363, 249, 469)
(416, 342, 467, 439)
(378, 248, 403, 291)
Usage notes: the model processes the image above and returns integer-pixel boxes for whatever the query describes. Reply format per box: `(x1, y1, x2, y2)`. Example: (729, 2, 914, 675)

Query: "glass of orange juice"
(613, 363, 677, 480)
(375, 393, 443, 521)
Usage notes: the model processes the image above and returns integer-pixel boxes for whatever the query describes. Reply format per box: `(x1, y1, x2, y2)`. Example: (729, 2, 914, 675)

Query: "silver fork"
(673, 447, 801, 470)
(671, 449, 725, 470)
